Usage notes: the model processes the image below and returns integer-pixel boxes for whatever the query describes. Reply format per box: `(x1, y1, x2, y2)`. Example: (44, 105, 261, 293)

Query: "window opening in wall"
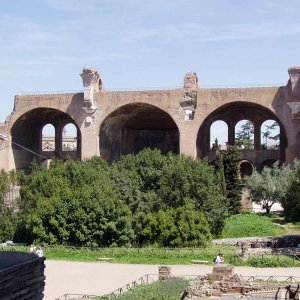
(42, 124, 55, 151)
(210, 120, 228, 150)
(239, 160, 254, 179)
(261, 120, 280, 150)
(62, 123, 77, 151)
(235, 120, 254, 150)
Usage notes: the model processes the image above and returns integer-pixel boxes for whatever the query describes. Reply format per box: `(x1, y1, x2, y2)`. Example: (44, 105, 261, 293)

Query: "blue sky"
(1, 0, 300, 124)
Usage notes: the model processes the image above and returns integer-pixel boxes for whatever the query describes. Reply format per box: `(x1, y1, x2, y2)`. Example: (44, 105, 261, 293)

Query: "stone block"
(158, 266, 171, 280)
(209, 264, 234, 281)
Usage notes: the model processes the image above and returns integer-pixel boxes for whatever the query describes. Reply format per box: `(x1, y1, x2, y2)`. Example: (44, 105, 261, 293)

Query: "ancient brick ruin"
(182, 264, 299, 299)
(0, 251, 45, 299)
(1, 66, 300, 174)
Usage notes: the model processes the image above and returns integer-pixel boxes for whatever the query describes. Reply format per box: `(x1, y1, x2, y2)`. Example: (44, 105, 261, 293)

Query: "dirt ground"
(44, 260, 300, 300)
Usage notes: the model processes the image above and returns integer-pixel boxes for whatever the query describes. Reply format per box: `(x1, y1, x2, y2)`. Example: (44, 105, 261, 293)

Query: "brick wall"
(0, 251, 45, 300)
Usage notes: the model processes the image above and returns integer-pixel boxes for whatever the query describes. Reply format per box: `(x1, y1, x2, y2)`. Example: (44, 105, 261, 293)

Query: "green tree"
(112, 149, 227, 238)
(261, 121, 280, 150)
(0, 170, 17, 242)
(142, 199, 212, 247)
(235, 121, 254, 150)
(158, 154, 227, 236)
(245, 161, 292, 214)
(17, 158, 134, 246)
(213, 151, 227, 197)
(222, 146, 242, 214)
(282, 160, 300, 221)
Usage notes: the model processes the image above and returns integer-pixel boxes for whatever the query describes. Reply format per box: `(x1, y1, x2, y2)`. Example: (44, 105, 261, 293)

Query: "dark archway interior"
(239, 161, 254, 178)
(260, 159, 276, 171)
(11, 108, 81, 171)
(197, 102, 287, 168)
(100, 103, 179, 161)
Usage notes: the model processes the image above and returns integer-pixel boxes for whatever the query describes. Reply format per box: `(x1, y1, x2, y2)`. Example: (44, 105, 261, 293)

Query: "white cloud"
(121, 21, 300, 43)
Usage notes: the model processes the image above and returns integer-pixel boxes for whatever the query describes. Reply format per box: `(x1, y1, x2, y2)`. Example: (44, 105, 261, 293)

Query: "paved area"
(44, 260, 300, 300)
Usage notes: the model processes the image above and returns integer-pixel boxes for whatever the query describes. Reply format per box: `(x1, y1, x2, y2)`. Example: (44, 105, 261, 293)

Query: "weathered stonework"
(180, 72, 198, 120)
(0, 66, 300, 172)
(80, 67, 104, 113)
(182, 265, 296, 299)
(0, 251, 45, 299)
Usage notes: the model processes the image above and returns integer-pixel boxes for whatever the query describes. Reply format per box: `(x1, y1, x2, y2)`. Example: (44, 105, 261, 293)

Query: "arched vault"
(99, 103, 179, 161)
(197, 102, 287, 169)
(11, 108, 81, 171)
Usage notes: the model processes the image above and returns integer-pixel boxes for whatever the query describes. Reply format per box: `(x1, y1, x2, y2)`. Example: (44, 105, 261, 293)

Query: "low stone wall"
(235, 247, 300, 257)
(213, 235, 300, 248)
(0, 251, 45, 300)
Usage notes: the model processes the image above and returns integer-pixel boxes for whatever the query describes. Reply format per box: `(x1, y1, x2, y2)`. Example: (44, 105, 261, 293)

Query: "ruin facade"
(1, 66, 300, 172)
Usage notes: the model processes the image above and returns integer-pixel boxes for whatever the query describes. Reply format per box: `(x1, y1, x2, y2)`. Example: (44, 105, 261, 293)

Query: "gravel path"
(44, 260, 300, 300)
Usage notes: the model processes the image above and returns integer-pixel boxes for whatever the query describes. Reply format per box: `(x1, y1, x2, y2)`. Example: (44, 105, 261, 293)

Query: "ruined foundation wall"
(0, 252, 45, 300)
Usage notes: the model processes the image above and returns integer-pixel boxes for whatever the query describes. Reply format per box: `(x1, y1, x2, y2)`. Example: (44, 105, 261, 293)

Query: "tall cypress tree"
(222, 146, 242, 214)
(214, 150, 227, 197)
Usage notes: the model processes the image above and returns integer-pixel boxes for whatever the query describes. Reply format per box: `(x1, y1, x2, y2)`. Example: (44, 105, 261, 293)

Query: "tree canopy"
(282, 160, 300, 221)
(244, 162, 292, 213)
(10, 149, 230, 246)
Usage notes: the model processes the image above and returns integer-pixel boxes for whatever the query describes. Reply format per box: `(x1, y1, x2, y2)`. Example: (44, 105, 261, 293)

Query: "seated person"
(215, 253, 224, 264)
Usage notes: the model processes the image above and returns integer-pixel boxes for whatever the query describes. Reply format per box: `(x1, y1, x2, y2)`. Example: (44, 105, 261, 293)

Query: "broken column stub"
(80, 67, 104, 113)
(288, 67, 300, 98)
(286, 67, 300, 119)
(180, 72, 198, 121)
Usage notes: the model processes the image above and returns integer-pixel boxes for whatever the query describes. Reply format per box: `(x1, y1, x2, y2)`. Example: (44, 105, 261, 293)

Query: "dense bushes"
(0, 170, 16, 242)
(17, 157, 133, 247)
(111, 149, 227, 238)
(9, 149, 229, 247)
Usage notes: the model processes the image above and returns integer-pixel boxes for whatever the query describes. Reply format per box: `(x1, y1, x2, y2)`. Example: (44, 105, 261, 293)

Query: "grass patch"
(43, 245, 237, 265)
(112, 278, 189, 300)
(221, 213, 286, 238)
(0, 245, 236, 265)
(248, 255, 297, 267)
(265, 214, 300, 235)
(1, 245, 300, 267)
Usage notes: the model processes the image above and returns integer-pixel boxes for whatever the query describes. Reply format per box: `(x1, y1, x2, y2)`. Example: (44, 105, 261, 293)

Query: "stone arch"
(99, 103, 179, 161)
(11, 108, 81, 171)
(196, 101, 287, 169)
(239, 160, 254, 179)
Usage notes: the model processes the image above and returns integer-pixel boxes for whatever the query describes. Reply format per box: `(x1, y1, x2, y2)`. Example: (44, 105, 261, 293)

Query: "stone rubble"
(181, 264, 297, 299)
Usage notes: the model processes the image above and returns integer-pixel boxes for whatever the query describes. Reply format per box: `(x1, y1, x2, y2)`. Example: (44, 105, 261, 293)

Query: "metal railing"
(55, 274, 158, 300)
(244, 275, 300, 283)
(99, 274, 158, 300)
